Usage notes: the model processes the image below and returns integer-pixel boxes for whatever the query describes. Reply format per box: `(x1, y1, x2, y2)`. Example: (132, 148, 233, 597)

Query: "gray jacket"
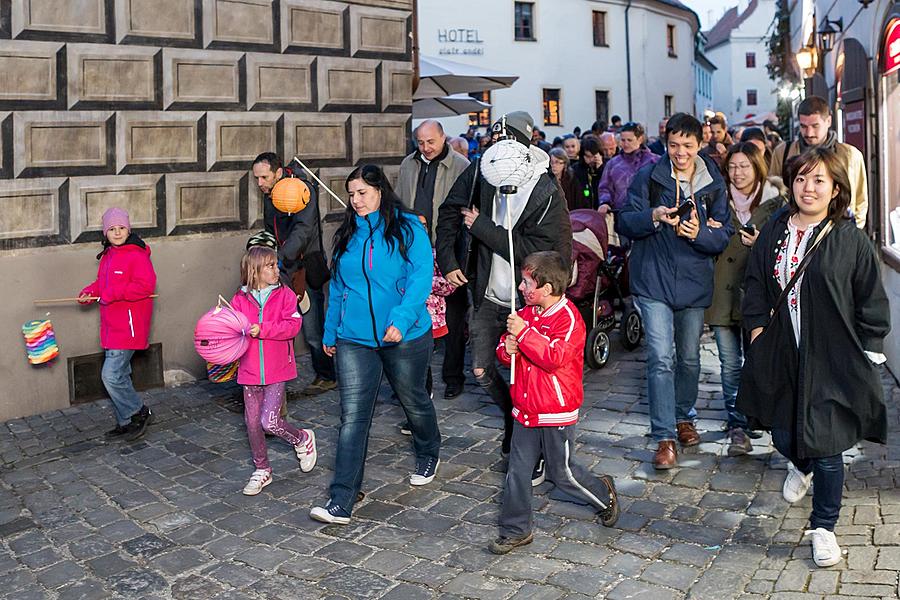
(398, 147, 469, 239)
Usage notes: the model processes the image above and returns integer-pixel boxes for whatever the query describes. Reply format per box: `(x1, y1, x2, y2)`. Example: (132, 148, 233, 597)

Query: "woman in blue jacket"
(310, 165, 441, 525)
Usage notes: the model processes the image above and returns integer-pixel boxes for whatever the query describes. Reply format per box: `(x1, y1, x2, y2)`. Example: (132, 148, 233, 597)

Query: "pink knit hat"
(102, 207, 131, 235)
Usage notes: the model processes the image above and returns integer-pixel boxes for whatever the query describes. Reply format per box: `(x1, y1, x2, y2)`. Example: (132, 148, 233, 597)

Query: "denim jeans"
(712, 325, 749, 430)
(634, 296, 703, 442)
(331, 332, 441, 512)
(303, 286, 335, 381)
(469, 300, 514, 449)
(772, 429, 844, 531)
(102, 349, 143, 426)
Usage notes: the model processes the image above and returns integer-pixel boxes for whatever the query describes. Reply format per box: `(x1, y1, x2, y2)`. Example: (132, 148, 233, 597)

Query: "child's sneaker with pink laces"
(242, 469, 272, 495)
(295, 429, 317, 473)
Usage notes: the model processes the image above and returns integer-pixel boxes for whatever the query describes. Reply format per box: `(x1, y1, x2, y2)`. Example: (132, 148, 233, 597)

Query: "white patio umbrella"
(415, 55, 519, 100)
(412, 93, 491, 118)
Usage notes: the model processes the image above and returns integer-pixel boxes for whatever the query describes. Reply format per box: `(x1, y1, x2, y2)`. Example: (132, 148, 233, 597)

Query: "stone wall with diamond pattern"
(0, 0, 412, 420)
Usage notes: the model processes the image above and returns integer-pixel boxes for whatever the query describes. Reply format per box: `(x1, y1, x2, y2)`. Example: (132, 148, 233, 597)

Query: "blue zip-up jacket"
(616, 154, 732, 309)
(324, 210, 433, 348)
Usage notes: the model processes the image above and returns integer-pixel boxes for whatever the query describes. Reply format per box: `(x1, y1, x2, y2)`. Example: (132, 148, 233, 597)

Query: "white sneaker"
(242, 469, 272, 495)
(805, 528, 842, 567)
(295, 429, 317, 473)
(782, 462, 813, 503)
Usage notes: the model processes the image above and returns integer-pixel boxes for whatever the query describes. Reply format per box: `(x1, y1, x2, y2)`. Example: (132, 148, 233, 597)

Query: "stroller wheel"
(585, 328, 611, 369)
(620, 308, 642, 351)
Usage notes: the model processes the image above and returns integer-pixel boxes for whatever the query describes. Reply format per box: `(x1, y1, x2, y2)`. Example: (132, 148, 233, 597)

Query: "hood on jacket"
(529, 144, 550, 177)
(98, 233, 148, 259)
(651, 154, 717, 194)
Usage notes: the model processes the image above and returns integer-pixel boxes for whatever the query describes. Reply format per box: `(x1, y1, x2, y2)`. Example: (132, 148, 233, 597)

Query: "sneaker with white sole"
(531, 458, 546, 487)
(242, 469, 272, 496)
(783, 461, 813, 503)
(805, 528, 842, 567)
(309, 500, 351, 525)
(400, 422, 411, 436)
(410, 457, 439, 486)
(294, 429, 317, 473)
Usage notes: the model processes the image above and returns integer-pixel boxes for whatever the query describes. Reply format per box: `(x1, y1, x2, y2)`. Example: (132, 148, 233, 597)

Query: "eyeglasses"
(726, 163, 753, 172)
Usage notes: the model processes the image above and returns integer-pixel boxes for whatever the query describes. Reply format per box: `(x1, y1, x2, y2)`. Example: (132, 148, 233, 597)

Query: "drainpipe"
(412, 0, 419, 94)
(625, 0, 633, 120)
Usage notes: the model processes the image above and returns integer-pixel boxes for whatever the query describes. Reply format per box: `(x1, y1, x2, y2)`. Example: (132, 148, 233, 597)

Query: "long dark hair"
(786, 147, 851, 222)
(331, 165, 417, 276)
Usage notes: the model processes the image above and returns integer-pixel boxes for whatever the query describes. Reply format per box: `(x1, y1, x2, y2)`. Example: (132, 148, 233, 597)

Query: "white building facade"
(704, 0, 778, 125)
(694, 33, 717, 118)
(785, 0, 900, 378)
(417, 0, 700, 137)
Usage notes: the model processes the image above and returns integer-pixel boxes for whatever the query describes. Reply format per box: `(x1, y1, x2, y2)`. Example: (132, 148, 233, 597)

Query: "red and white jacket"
(496, 297, 586, 427)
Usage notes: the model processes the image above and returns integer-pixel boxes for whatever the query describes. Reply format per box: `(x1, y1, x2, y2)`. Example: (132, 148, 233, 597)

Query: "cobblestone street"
(2, 336, 900, 599)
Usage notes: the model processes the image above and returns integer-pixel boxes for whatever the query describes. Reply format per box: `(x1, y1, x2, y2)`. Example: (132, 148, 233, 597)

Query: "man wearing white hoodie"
(436, 111, 572, 463)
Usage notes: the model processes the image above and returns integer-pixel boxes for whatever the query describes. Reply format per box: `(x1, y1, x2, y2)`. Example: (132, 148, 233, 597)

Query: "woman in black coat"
(737, 147, 890, 568)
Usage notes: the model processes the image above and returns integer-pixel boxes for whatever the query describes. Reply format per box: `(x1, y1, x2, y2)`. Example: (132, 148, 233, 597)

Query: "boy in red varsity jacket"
(489, 251, 619, 555)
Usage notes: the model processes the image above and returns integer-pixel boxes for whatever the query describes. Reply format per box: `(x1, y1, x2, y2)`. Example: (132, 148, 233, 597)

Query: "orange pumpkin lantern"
(271, 178, 310, 214)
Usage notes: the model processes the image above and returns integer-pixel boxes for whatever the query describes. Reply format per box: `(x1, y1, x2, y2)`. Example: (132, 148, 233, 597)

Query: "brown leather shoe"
(676, 422, 700, 447)
(654, 441, 677, 470)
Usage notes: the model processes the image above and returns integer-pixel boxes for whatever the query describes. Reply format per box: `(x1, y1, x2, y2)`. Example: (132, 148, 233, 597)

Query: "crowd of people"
(77, 95, 890, 567)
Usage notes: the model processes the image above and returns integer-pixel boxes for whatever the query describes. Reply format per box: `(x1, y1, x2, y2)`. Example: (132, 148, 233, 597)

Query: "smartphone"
(674, 199, 695, 219)
(741, 224, 757, 235)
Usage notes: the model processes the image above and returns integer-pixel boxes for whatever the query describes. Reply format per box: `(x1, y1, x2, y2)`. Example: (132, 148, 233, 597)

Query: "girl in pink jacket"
(230, 246, 317, 496)
(79, 208, 156, 442)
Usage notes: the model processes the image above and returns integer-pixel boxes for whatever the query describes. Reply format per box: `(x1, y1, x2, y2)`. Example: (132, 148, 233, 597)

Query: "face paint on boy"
(519, 270, 551, 307)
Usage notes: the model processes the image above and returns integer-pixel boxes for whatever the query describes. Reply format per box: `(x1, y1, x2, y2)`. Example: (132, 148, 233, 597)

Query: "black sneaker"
(400, 422, 411, 436)
(531, 458, 546, 487)
(104, 424, 130, 440)
(443, 381, 464, 399)
(598, 475, 619, 527)
(410, 457, 440, 486)
(488, 532, 534, 555)
(309, 500, 351, 525)
(124, 406, 151, 442)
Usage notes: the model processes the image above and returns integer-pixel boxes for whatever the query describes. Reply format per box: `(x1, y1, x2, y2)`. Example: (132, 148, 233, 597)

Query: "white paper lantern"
(480, 139, 534, 191)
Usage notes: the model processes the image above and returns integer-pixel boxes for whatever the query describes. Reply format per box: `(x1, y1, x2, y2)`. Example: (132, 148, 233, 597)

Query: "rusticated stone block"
(349, 5, 408, 57)
(68, 174, 161, 240)
(0, 178, 66, 241)
(281, 0, 346, 52)
(162, 48, 243, 108)
(67, 44, 158, 108)
(315, 167, 352, 217)
(382, 164, 400, 190)
(380, 60, 412, 110)
(246, 53, 313, 109)
(283, 113, 350, 163)
(206, 111, 280, 170)
(116, 112, 202, 173)
(203, 0, 274, 48)
(248, 173, 263, 227)
(11, 0, 108, 38)
(0, 113, 9, 179)
(317, 57, 379, 110)
(0, 41, 62, 105)
(346, 0, 411, 9)
(165, 172, 245, 233)
(115, 0, 197, 43)
(351, 113, 408, 163)
(14, 111, 112, 176)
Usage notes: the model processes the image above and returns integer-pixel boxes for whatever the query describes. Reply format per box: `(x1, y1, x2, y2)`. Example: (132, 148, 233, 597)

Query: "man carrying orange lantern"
(251, 152, 336, 396)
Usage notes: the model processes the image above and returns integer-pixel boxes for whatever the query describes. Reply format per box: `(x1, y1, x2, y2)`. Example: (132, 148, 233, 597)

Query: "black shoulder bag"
(766, 219, 834, 324)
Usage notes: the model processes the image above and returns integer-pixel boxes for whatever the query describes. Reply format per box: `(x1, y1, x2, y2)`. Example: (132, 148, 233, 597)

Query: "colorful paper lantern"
(194, 299, 251, 365)
(22, 319, 59, 365)
(271, 178, 311, 214)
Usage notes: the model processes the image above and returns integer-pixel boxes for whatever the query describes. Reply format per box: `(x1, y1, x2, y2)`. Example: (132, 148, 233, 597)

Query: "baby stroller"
(567, 209, 642, 368)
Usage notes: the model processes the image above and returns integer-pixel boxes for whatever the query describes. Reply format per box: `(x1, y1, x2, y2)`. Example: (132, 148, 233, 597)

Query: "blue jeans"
(302, 286, 335, 381)
(331, 333, 441, 512)
(102, 349, 143, 426)
(634, 296, 703, 442)
(712, 325, 749, 430)
(772, 429, 844, 531)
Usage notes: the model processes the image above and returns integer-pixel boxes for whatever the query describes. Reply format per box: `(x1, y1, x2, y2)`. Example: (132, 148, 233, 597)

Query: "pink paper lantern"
(194, 301, 251, 365)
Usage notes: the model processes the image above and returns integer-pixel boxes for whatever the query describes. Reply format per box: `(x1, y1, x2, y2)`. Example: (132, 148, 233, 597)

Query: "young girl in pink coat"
(231, 246, 317, 495)
(79, 207, 156, 442)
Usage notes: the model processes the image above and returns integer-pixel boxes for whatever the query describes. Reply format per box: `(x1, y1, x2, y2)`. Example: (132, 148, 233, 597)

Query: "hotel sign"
(437, 28, 484, 56)
(884, 19, 900, 76)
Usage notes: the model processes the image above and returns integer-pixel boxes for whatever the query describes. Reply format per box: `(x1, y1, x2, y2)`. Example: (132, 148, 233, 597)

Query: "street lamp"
(796, 46, 817, 77)
(818, 17, 844, 54)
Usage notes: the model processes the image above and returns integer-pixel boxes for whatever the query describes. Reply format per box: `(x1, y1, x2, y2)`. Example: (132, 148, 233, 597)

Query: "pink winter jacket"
(80, 238, 156, 350)
(230, 284, 302, 386)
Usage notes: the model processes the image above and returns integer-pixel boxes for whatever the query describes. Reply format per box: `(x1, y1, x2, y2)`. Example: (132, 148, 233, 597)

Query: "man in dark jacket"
(569, 136, 604, 210)
(436, 111, 572, 460)
(252, 152, 336, 395)
(616, 113, 732, 470)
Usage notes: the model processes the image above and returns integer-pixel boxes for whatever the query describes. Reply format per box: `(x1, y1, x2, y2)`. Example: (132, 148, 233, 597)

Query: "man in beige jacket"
(770, 96, 868, 228)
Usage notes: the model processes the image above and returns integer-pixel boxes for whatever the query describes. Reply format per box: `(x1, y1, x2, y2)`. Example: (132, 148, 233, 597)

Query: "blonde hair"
(241, 246, 277, 290)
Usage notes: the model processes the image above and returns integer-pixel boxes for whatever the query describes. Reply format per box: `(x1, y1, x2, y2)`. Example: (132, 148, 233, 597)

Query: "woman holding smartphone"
(738, 147, 889, 567)
(705, 142, 785, 456)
